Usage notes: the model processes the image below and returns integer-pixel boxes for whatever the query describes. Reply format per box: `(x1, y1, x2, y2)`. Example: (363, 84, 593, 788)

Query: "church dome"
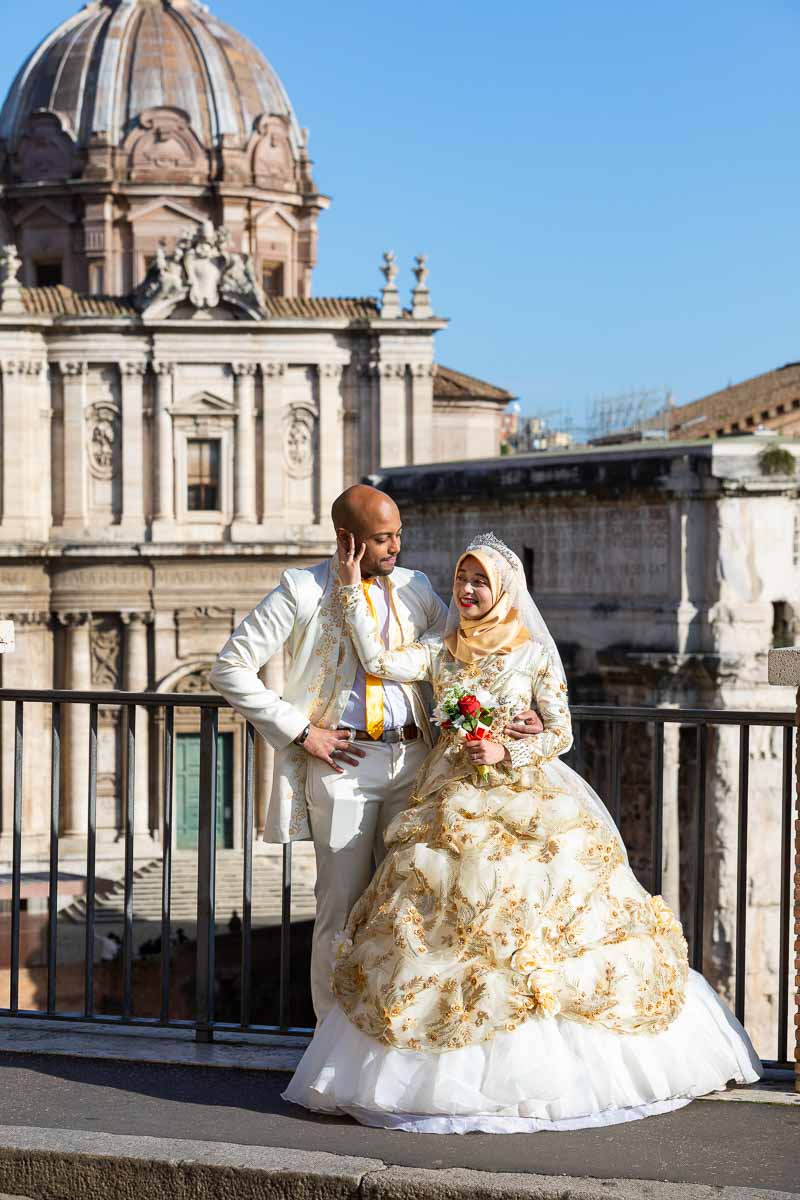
(0, 0, 304, 174)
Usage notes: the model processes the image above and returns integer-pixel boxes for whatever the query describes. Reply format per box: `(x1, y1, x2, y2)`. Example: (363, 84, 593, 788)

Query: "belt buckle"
(383, 728, 402, 744)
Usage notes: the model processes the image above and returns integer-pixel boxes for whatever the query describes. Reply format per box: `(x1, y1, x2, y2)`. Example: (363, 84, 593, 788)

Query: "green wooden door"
(176, 732, 234, 850)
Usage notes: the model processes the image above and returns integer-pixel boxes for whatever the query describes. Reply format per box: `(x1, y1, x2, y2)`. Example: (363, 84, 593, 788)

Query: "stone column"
(767, 646, 800, 1093)
(660, 722, 682, 918)
(261, 361, 286, 524)
(318, 363, 344, 523)
(59, 611, 91, 837)
(120, 361, 146, 532)
(123, 611, 152, 838)
(232, 362, 257, 525)
(58, 361, 88, 534)
(377, 362, 407, 468)
(0, 360, 48, 538)
(409, 362, 434, 465)
(152, 361, 174, 523)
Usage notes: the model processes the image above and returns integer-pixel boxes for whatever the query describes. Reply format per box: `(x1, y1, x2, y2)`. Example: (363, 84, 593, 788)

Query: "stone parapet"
(768, 646, 800, 1094)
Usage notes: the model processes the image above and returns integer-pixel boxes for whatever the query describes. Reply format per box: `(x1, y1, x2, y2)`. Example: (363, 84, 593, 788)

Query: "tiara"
(464, 532, 519, 569)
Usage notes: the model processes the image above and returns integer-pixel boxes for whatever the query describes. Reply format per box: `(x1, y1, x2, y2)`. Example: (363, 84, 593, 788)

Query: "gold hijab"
(445, 548, 531, 665)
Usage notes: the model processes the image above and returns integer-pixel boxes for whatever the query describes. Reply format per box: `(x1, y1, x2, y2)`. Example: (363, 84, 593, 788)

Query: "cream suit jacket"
(209, 557, 448, 842)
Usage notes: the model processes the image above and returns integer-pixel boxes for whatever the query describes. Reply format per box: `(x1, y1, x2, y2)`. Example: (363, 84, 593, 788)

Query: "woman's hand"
(505, 709, 543, 737)
(337, 531, 366, 587)
(465, 737, 509, 767)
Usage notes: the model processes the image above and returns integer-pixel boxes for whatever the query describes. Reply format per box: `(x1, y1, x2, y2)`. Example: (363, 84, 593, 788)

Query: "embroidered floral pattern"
(332, 589, 690, 1052)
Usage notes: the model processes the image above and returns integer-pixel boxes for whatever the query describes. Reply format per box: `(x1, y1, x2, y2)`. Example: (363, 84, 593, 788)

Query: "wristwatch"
(294, 724, 311, 747)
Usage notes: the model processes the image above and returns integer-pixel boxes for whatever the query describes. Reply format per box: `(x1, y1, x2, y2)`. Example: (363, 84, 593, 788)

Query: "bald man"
(210, 485, 542, 1020)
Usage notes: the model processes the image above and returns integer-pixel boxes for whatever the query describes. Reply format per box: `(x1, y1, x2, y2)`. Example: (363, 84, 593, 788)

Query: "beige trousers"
(305, 737, 428, 1021)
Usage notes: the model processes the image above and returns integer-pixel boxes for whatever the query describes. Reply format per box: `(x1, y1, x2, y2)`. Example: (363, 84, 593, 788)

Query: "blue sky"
(3, 1, 800, 427)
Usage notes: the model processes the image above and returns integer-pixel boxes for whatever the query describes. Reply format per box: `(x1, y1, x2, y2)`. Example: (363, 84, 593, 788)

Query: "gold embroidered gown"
(284, 585, 761, 1133)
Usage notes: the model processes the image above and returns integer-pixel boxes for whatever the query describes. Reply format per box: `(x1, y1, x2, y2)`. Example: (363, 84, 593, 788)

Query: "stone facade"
(374, 438, 800, 1058)
(0, 1, 512, 885)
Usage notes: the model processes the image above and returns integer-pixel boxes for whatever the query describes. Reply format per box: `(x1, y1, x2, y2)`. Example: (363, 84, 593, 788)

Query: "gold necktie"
(361, 579, 385, 740)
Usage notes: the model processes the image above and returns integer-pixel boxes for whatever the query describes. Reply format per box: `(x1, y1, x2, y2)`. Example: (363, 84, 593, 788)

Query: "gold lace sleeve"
(340, 584, 435, 683)
(505, 654, 573, 768)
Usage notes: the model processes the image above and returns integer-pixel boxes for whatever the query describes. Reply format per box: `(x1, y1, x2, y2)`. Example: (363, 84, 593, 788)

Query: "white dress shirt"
(339, 578, 413, 732)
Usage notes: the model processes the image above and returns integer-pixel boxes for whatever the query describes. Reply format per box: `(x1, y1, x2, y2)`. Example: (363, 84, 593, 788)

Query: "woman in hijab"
(283, 534, 760, 1134)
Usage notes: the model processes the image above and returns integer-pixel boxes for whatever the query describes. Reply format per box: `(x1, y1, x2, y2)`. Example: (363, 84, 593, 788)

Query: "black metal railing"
(0, 689, 795, 1070)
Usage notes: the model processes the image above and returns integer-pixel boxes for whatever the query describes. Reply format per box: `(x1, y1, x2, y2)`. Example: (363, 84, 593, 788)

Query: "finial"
(380, 250, 401, 318)
(411, 252, 432, 319)
(0, 245, 25, 315)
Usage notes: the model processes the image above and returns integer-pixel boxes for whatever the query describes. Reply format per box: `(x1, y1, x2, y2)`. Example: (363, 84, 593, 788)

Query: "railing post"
(195, 706, 218, 1043)
(768, 647, 800, 1093)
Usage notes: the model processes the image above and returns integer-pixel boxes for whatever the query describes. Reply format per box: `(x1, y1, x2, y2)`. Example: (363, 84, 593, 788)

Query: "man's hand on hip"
(302, 726, 366, 773)
(504, 709, 544, 738)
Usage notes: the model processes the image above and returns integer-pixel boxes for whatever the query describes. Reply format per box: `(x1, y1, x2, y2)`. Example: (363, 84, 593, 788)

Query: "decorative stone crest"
(123, 107, 207, 183)
(86, 401, 120, 479)
(0, 245, 24, 315)
(285, 407, 316, 476)
(133, 220, 267, 321)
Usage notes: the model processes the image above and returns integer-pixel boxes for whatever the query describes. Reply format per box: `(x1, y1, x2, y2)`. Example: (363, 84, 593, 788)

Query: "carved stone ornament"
(379, 250, 401, 318)
(0, 245, 24, 315)
(123, 107, 207, 183)
(86, 400, 120, 479)
(178, 665, 214, 693)
(249, 114, 294, 188)
(0, 611, 50, 628)
(284, 406, 316, 477)
(12, 111, 76, 182)
(90, 616, 122, 689)
(133, 220, 267, 321)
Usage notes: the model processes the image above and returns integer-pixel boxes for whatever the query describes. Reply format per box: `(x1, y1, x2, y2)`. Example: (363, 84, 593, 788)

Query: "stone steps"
(61, 846, 317, 928)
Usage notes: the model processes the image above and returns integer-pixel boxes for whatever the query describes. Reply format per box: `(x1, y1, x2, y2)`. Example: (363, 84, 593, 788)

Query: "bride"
(283, 532, 761, 1133)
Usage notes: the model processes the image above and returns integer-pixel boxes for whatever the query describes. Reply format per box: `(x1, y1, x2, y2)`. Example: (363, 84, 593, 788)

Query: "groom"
(210, 484, 542, 1019)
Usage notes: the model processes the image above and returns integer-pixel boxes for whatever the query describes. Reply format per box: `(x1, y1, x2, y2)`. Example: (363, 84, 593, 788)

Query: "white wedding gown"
(284, 970, 760, 1133)
(283, 588, 762, 1134)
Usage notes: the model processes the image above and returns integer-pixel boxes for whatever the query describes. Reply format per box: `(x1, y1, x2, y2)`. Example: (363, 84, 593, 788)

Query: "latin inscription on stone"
(403, 503, 670, 600)
(530, 506, 670, 597)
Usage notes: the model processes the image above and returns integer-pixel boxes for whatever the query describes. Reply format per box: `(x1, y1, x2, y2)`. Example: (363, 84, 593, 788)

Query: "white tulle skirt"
(282, 971, 762, 1134)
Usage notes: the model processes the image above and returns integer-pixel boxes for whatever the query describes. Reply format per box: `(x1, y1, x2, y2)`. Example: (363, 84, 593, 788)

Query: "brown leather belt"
(349, 724, 419, 744)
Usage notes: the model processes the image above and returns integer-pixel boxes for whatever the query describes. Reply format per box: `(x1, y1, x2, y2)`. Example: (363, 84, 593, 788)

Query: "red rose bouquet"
(433, 684, 499, 778)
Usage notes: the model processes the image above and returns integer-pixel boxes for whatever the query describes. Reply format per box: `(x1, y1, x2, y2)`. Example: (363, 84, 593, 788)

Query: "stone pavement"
(0, 1047, 796, 1199)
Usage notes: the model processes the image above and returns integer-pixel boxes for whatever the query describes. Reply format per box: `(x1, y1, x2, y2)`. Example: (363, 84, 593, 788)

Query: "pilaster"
(261, 361, 286, 526)
(58, 361, 88, 534)
(409, 361, 434, 465)
(377, 362, 408, 468)
(232, 362, 258, 529)
(152, 360, 175, 536)
(1, 358, 49, 539)
(57, 610, 91, 837)
(120, 361, 147, 536)
(317, 362, 344, 524)
(122, 611, 155, 842)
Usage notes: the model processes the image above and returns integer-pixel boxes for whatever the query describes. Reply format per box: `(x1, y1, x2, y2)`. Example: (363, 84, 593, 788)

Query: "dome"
(0, 0, 325, 299)
(0, 0, 304, 162)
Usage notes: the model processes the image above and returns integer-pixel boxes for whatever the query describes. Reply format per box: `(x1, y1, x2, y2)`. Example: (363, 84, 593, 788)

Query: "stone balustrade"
(768, 646, 800, 1093)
